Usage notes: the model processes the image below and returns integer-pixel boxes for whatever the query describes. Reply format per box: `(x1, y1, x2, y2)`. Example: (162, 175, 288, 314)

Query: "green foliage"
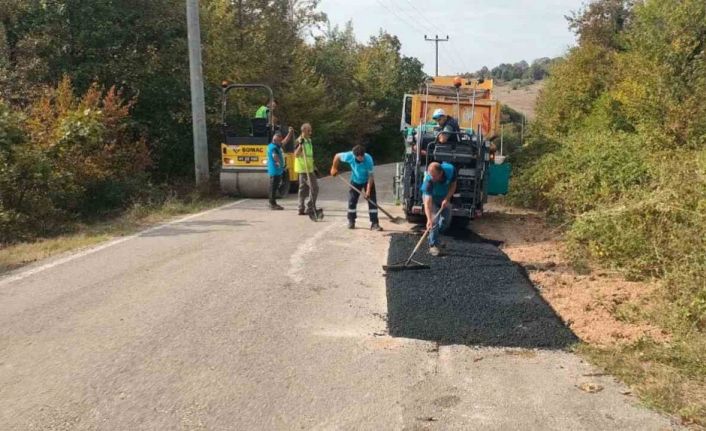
(497, 105, 524, 157)
(535, 43, 617, 136)
(469, 57, 560, 82)
(510, 2, 706, 420)
(203, 8, 424, 172)
(0, 0, 425, 242)
(579, 336, 706, 427)
(0, 79, 151, 242)
(567, 0, 634, 51)
(0, 98, 59, 240)
(512, 130, 650, 218)
(509, 78, 535, 90)
(510, 0, 706, 333)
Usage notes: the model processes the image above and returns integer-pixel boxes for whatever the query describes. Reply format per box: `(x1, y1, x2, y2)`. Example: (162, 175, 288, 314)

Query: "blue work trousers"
(428, 200, 452, 246)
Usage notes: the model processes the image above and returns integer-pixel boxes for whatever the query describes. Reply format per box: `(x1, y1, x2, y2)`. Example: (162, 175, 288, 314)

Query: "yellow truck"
(394, 76, 508, 222)
(400, 76, 501, 139)
(219, 82, 298, 197)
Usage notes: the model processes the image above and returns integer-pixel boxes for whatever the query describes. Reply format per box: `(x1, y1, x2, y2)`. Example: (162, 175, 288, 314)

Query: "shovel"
(383, 207, 444, 272)
(333, 175, 405, 224)
(301, 140, 324, 222)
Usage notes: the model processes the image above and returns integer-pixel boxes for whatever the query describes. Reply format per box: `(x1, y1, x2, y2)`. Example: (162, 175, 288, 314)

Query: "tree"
(567, 0, 634, 51)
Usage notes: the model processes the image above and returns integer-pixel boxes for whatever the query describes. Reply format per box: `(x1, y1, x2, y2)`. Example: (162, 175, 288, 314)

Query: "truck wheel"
(405, 213, 425, 225)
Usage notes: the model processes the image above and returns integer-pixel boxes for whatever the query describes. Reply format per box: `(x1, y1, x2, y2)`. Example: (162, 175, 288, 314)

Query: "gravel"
(385, 227, 579, 349)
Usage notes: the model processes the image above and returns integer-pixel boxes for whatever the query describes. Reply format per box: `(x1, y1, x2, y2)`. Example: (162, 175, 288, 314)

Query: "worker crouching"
(330, 145, 383, 231)
(421, 161, 457, 256)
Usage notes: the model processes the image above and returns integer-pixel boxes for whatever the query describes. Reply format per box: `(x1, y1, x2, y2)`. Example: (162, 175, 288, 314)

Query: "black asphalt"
(385, 227, 578, 349)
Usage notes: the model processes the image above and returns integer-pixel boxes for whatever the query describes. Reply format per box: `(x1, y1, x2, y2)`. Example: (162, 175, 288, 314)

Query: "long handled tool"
(333, 175, 405, 224)
(383, 207, 444, 272)
(301, 140, 324, 222)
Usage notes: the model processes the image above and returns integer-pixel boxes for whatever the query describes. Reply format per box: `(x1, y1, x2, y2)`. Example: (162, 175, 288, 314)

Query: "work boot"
(429, 245, 442, 257)
(270, 204, 284, 210)
(370, 222, 383, 231)
(348, 220, 355, 229)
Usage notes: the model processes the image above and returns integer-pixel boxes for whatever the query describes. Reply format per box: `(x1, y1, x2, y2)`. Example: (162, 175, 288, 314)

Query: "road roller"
(219, 82, 297, 197)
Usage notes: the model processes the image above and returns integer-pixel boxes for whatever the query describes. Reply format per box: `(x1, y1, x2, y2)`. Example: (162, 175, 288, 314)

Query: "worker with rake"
(330, 145, 383, 231)
(421, 161, 457, 256)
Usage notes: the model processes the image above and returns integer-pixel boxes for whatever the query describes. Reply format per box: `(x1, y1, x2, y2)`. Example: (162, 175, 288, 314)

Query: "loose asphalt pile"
(385, 227, 578, 349)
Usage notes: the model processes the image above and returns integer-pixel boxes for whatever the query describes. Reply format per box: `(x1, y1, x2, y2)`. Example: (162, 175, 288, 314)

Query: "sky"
(316, 0, 585, 76)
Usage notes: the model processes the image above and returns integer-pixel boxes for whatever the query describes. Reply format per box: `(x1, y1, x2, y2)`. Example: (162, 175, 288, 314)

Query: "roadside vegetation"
(466, 57, 560, 89)
(508, 0, 706, 424)
(0, 0, 424, 246)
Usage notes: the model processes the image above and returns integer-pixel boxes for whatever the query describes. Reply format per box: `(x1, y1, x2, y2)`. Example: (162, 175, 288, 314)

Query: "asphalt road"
(0, 164, 680, 430)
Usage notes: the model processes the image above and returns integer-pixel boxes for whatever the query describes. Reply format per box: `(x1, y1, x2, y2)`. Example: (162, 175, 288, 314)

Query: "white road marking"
(0, 199, 250, 287)
(287, 223, 338, 284)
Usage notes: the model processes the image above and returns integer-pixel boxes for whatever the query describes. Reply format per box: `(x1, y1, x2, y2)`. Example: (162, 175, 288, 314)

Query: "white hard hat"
(432, 108, 446, 119)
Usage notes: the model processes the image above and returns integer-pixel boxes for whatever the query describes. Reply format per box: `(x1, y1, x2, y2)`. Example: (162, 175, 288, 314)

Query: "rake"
(301, 140, 324, 222)
(383, 207, 444, 272)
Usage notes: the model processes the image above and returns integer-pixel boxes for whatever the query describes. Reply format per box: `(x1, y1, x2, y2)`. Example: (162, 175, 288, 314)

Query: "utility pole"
(288, 0, 295, 21)
(520, 114, 525, 147)
(424, 34, 449, 77)
(186, 0, 209, 189)
(501, 124, 504, 156)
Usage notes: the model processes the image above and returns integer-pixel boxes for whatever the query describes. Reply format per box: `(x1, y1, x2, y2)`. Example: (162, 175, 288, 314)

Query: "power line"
(424, 34, 449, 76)
(374, 0, 467, 76)
(373, 0, 453, 75)
(373, 0, 429, 36)
(401, 0, 437, 34)
(396, 1, 436, 35)
(398, 0, 472, 74)
(393, 2, 459, 74)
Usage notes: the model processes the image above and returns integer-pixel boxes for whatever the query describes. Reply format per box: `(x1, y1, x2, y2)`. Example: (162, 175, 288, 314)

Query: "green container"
(488, 162, 511, 195)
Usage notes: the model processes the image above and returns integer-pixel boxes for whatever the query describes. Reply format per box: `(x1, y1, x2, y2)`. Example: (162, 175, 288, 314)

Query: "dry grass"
(493, 81, 544, 120)
(578, 339, 706, 428)
(0, 196, 229, 275)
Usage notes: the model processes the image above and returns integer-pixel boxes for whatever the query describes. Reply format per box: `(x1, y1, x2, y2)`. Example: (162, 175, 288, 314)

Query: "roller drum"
(220, 170, 271, 198)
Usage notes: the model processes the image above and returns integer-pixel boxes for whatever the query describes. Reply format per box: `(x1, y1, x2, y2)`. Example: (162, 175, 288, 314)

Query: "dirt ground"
(493, 81, 544, 120)
(471, 199, 668, 347)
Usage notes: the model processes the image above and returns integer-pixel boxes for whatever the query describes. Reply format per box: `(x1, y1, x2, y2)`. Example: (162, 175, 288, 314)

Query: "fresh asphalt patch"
(385, 226, 578, 349)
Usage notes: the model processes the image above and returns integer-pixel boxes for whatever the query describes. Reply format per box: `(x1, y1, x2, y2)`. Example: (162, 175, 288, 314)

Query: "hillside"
(493, 81, 544, 120)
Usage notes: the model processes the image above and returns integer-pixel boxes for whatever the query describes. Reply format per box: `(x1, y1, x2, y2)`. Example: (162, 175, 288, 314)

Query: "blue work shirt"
(267, 143, 284, 176)
(339, 151, 374, 184)
(421, 162, 456, 200)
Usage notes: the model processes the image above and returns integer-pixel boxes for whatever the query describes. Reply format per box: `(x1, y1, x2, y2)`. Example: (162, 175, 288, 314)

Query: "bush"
(508, 0, 706, 422)
(0, 99, 62, 241)
(566, 150, 706, 325)
(0, 78, 151, 242)
(510, 130, 649, 219)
